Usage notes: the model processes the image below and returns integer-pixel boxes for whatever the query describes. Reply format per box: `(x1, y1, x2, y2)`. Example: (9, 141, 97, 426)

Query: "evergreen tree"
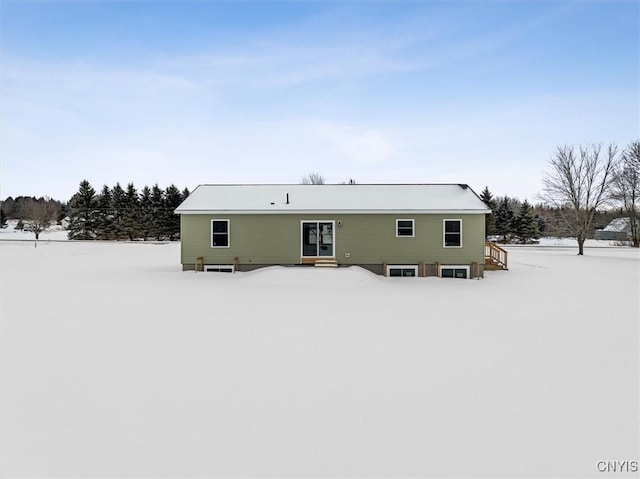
(61, 181, 189, 241)
(163, 184, 182, 240)
(56, 202, 68, 225)
(0, 208, 7, 228)
(479, 186, 497, 238)
(494, 197, 515, 243)
(95, 185, 114, 240)
(139, 186, 153, 241)
(150, 184, 165, 240)
(15, 219, 24, 230)
(67, 180, 98, 240)
(122, 183, 140, 240)
(110, 183, 126, 240)
(514, 200, 540, 244)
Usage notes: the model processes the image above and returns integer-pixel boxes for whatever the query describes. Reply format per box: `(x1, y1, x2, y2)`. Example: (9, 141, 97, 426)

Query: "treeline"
(1, 196, 67, 238)
(1, 196, 67, 222)
(479, 187, 624, 243)
(67, 180, 189, 241)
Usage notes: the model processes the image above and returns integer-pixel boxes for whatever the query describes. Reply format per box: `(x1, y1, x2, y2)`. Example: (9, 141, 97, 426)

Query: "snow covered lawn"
(0, 219, 69, 241)
(1, 240, 638, 477)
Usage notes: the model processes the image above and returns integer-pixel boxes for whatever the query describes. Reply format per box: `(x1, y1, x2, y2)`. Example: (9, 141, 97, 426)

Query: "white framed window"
(443, 219, 462, 247)
(386, 265, 418, 277)
(440, 265, 469, 279)
(211, 219, 230, 248)
(396, 219, 415, 237)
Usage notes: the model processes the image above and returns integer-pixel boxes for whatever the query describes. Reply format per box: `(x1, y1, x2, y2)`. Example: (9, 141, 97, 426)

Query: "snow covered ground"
(1, 240, 638, 477)
(0, 219, 69, 241)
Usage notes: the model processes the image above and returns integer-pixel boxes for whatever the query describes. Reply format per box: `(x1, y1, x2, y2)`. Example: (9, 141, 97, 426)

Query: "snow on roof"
(600, 217, 631, 232)
(175, 184, 491, 214)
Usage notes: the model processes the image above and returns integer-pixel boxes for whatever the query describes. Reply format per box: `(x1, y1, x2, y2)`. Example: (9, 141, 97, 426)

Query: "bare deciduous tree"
(19, 197, 58, 240)
(300, 172, 325, 185)
(539, 144, 617, 255)
(611, 140, 640, 247)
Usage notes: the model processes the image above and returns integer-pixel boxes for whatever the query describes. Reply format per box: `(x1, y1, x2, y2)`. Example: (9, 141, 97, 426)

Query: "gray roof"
(175, 184, 491, 215)
(599, 217, 632, 233)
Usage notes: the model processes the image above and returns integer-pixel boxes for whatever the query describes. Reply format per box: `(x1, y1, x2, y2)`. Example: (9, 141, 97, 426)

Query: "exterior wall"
(595, 230, 630, 241)
(180, 213, 485, 272)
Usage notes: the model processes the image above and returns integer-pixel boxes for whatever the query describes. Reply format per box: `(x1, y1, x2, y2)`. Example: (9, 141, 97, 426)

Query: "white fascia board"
(176, 209, 492, 215)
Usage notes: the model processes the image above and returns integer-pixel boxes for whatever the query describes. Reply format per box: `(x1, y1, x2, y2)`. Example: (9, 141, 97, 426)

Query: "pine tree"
(514, 200, 540, 244)
(139, 186, 153, 241)
(479, 186, 497, 239)
(56, 202, 68, 225)
(110, 183, 126, 240)
(122, 183, 140, 240)
(0, 208, 7, 229)
(163, 184, 182, 240)
(150, 184, 165, 240)
(95, 185, 114, 240)
(67, 180, 98, 240)
(494, 197, 515, 243)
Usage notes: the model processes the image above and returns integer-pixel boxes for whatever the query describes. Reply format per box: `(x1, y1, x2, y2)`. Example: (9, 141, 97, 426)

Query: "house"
(595, 217, 634, 241)
(174, 183, 503, 278)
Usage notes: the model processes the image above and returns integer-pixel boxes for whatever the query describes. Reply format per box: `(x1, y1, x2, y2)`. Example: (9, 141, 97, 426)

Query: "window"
(440, 265, 469, 279)
(211, 220, 229, 248)
(387, 265, 418, 277)
(204, 265, 234, 273)
(443, 219, 462, 247)
(396, 219, 415, 237)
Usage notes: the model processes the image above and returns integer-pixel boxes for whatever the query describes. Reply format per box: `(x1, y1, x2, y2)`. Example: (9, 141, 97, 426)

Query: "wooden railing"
(485, 242, 508, 270)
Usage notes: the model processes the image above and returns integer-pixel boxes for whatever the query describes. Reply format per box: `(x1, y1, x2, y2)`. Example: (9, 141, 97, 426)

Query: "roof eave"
(175, 209, 492, 215)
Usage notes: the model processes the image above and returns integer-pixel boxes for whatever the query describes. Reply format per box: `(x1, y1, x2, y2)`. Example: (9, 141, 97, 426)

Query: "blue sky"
(1, 0, 638, 202)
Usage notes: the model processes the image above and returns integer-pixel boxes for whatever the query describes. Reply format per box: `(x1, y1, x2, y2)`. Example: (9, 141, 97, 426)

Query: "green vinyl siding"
(180, 213, 485, 267)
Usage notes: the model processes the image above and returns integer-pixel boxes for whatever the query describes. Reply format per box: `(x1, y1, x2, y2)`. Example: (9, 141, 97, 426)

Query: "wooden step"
(484, 260, 508, 271)
(314, 259, 338, 268)
(485, 242, 508, 271)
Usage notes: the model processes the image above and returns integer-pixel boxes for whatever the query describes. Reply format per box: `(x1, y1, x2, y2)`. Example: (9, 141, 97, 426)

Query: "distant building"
(595, 218, 633, 240)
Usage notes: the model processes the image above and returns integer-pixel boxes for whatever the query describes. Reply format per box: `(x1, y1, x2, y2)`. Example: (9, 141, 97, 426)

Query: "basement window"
(440, 265, 469, 279)
(204, 265, 235, 273)
(387, 265, 418, 277)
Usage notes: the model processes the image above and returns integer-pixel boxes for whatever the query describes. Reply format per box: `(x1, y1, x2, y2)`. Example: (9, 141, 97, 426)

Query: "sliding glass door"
(301, 221, 334, 257)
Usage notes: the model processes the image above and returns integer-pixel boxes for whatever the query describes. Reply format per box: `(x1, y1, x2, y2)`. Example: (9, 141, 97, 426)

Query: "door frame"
(300, 220, 335, 258)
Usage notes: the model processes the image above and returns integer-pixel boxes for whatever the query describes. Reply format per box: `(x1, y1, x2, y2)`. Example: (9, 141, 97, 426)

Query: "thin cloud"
(1, 1, 637, 201)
